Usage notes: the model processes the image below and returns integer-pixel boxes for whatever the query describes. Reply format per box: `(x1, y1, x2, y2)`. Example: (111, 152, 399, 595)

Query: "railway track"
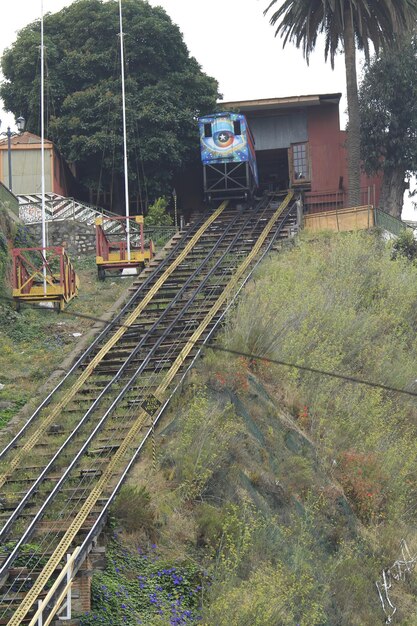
(0, 191, 296, 625)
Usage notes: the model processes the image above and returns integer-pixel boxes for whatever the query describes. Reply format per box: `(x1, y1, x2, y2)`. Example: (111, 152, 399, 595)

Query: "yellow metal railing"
(304, 205, 375, 232)
(28, 547, 80, 626)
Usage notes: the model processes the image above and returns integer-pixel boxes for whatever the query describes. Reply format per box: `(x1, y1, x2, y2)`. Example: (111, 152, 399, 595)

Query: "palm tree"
(264, 0, 417, 207)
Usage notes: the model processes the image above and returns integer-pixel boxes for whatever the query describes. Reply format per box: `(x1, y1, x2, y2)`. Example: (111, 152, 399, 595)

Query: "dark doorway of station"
(256, 148, 290, 195)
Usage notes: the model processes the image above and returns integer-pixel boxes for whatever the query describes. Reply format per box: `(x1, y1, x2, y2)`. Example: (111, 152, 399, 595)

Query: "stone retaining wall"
(25, 220, 96, 256)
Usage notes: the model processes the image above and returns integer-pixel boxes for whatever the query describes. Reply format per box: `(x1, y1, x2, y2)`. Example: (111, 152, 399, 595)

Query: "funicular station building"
(181, 92, 382, 231)
(223, 93, 381, 208)
(1, 94, 383, 231)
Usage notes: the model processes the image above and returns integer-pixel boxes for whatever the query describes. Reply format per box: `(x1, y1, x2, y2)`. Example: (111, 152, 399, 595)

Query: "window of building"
(204, 123, 212, 138)
(290, 143, 310, 184)
(233, 120, 242, 135)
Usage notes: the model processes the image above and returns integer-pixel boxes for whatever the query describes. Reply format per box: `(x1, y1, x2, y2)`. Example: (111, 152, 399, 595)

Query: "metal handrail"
(373, 207, 414, 236)
(304, 186, 376, 213)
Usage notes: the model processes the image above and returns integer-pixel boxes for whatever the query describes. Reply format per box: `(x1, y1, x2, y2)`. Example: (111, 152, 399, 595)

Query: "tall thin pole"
(7, 129, 12, 192)
(119, 0, 130, 261)
(41, 0, 47, 293)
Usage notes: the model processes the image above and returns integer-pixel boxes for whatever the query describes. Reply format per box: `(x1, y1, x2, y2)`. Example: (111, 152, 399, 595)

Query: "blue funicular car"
(198, 112, 259, 203)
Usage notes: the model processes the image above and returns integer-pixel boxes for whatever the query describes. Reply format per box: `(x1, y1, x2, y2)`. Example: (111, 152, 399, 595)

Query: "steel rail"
(24, 193, 295, 622)
(0, 210, 214, 463)
(5, 192, 293, 626)
(0, 203, 228, 486)
(0, 200, 257, 598)
(2, 205, 282, 620)
(0, 203, 245, 547)
(1, 194, 289, 616)
(0, 215, 204, 463)
(72, 193, 297, 575)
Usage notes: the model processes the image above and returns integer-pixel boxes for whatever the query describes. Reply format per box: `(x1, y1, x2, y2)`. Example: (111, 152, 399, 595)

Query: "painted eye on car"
(213, 130, 234, 148)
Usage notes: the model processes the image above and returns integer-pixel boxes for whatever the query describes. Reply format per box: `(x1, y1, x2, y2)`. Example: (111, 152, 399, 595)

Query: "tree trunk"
(379, 167, 406, 218)
(343, 8, 361, 207)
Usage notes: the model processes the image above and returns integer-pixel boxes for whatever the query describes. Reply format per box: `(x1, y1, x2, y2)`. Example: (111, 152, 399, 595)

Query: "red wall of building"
(306, 105, 381, 206)
(307, 104, 343, 193)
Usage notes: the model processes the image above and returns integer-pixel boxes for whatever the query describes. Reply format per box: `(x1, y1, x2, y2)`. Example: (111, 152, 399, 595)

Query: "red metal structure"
(95, 215, 153, 280)
(12, 246, 79, 311)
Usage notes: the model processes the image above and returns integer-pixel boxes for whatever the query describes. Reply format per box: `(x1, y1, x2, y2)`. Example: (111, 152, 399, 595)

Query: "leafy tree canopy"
(264, 0, 417, 207)
(0, 0, 220, 210)
(359, 35, 417, 216)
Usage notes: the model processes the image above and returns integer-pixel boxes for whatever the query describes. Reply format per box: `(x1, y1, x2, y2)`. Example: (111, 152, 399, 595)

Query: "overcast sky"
(0, 0, 414, 216)
(0, 0, 348, 126)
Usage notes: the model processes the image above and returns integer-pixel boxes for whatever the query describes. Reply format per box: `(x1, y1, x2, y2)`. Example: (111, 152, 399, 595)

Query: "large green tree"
(359, 35, 417, 218)
(264, 0, 417, 207)
(0, 0, 219, 211)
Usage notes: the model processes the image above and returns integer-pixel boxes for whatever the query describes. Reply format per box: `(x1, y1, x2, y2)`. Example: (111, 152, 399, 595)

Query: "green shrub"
(145, 197, 173, 227)
(223, 231, 417, 527)
(391, 228, 417, 260)
(165, 388, 241, 501)
(203, 561, 325, 626)
(111, 485, 155, 537)
(195, 503, 224, 549)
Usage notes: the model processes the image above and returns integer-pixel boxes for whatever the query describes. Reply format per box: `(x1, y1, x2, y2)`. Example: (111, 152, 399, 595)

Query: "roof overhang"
(0, 131, 54, 149)
(219, 93, 341, 115)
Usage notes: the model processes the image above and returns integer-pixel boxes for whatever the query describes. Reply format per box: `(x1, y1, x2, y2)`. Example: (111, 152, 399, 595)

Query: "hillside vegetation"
(3, 219, 417, 624)
(97, 230, 417, 626)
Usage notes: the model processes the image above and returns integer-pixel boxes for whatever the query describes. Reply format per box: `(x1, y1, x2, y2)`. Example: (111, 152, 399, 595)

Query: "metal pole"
(119, 0, 131, 261)
(173, 188, 178, 231)
(7, 128, 12, 192)
(65, 552, 72, 619)
(37, 599, 43, 626)
(41, 0, 47, 294)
